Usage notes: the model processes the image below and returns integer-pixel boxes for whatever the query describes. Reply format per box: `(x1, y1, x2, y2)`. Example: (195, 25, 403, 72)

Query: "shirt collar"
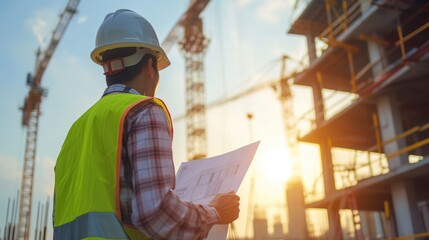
(102, 84, 141, 97)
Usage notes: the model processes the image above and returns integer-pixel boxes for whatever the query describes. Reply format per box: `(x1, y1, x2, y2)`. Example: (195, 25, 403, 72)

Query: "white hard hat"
(91, 9, 170, 70)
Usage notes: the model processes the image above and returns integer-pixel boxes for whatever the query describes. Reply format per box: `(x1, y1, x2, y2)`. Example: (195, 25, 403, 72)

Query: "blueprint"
(174, 141, 260, 239)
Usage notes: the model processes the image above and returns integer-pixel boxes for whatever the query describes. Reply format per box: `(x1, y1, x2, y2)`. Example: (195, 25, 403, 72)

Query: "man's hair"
(101, 47, 157, 86)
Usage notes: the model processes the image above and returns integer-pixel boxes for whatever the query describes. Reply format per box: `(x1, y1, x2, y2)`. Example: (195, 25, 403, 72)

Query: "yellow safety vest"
(54, 93, 173, 240)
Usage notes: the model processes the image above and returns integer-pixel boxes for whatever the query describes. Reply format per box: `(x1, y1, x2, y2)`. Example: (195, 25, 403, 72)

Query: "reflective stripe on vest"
(54, 94, 172, 239)
(54, 212, 127, 240)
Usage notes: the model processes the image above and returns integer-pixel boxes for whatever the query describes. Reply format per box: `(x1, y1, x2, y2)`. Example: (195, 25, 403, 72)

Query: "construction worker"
(53, 9, 240, 240)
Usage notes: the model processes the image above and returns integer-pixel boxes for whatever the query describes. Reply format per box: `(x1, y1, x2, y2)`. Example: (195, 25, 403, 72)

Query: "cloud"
(236, 0, 253, 8)
(256, 0, 290, 23)
(0, 155, 21, 181)
(231, 28, 251, 51)
(31, 17, 47, 45)
(0, 154, 55, 195)
(26, 8, 57, 47)
(35, 156, 55, 196)
(77, 15, 87, 24)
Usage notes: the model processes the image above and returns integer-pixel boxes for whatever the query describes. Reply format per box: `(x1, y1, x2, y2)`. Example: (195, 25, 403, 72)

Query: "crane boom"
(173, 70, 300, 122)
(161, 0, 210, 52)
(32, 2, 79, 87)
(18, 1, 80, 239)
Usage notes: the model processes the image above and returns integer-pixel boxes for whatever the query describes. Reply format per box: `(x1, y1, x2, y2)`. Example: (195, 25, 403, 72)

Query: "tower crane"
(162, 0, 211, 160)
(274, 56, 301, 179)
(162, 2, 307, 236)
(172, 55, 306, 238)
(18, 1, 80, 239)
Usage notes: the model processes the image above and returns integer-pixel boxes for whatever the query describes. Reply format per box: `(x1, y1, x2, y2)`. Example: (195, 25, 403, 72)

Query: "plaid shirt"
(103, 84, 219, 240)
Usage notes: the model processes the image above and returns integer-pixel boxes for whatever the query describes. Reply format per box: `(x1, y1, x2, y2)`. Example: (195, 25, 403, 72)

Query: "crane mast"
(162, 0, 211, 161)
(276, 56, 301, 178)
(18, 1, 79, 239)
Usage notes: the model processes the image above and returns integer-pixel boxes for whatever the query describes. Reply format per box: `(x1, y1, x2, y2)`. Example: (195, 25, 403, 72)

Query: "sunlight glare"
(257, 145, 292, 183)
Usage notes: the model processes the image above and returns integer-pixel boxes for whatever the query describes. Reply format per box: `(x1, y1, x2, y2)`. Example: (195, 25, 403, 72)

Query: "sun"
(257, 145, 292, 183)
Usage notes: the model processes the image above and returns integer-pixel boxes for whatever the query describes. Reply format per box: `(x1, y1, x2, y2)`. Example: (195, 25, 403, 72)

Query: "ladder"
(334, 189, 364, 240)
(347, 190, 364, 240)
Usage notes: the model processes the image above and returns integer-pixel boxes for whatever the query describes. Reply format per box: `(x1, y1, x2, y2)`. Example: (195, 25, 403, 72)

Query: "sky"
(0, 0, 325, 238)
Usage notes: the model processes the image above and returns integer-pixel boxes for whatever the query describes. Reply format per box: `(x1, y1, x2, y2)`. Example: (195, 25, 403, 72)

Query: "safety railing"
(294, 19, 429, 139)
(355, 23, 429, 95)
(319, 1, 429, 94)
(322, 5, 429, 95)
(304, 172, 326, 204)
(289, 0, 367, 38)
(332, 122, 429, 189)
(292, 0, 429, 95)
(319, 0, 364, 40)
(332, 148, 389, 190)
(384, 124, 429, 160)
(306, 209, 329, 239)
(295, 89, 358, 139)
(304, 121, 429, 203)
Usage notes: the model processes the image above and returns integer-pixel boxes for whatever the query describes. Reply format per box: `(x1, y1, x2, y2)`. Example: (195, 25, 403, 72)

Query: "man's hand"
(210, 192, 240, 224)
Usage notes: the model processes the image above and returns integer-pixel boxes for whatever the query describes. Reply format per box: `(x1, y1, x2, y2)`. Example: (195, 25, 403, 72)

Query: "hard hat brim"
(91, 42, 170, 70)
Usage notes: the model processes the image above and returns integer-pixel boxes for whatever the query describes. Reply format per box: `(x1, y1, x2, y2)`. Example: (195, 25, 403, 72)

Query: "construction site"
(1, 0, 429, 239)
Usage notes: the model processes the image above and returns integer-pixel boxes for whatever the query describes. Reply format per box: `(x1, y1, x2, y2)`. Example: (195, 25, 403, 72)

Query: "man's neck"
(125, 79, 155, 97)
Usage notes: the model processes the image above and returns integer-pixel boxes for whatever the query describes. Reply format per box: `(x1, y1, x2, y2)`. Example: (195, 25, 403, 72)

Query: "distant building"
(272, 214, 284, 239)
(286, 178, 309, 239)
(253, 207, 269, 239)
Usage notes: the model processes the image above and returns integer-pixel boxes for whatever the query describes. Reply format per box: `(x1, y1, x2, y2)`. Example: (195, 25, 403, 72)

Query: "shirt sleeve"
(126, 103, 219, 240)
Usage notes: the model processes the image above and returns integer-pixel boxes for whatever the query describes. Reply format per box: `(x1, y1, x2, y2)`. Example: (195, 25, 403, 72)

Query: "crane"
(18, 1, 80, 239)
(162, 2, 305, 237)
(162, 0, 211, 160)
(173, 57, 301, 122)
(171, 55, 303, 238)
(274, 55, 302, 179)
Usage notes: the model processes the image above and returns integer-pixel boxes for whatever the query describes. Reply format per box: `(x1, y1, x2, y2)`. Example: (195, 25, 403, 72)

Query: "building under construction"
(288, 0, 429, 239)
(4, 0, 429, 239)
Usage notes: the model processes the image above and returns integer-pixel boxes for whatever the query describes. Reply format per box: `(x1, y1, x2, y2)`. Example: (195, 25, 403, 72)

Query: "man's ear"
(144, 57, 155, 79)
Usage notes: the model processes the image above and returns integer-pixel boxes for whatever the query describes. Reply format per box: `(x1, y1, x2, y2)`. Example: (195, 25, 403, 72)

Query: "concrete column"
(390, 180, 425, 237)
(362, 0, 389, 85)
(320, 140, 335, 194)
(366, 35, 387, 80)
(306, 34, 318, 65)
(320, 139, 339, 239)
(312, 78, 325, 127)
(307, 30, 338, 236)
(376, 94, 424, 236)
(376, 94, 407, 169)
(312, 69, 336, 237)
